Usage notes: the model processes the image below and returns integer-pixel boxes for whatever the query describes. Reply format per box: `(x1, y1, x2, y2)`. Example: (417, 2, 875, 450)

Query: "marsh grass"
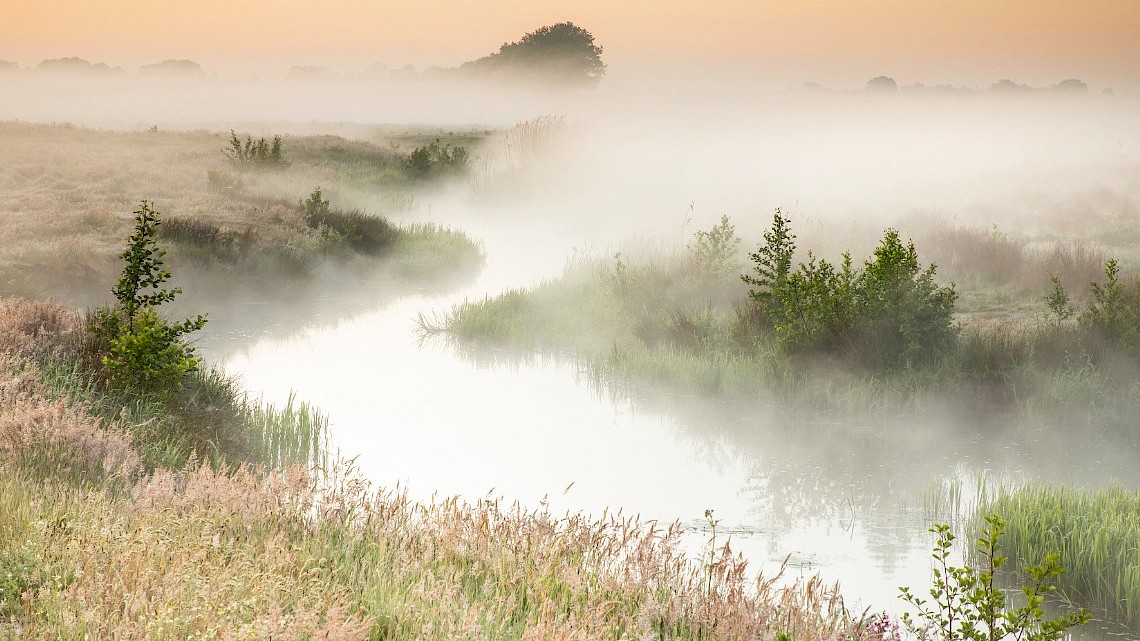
(243, 393, 329, 471)
(982, 485, 1140, 628)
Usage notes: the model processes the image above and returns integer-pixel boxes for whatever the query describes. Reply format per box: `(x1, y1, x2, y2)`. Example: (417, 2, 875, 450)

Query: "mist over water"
(7, 65, 1138, 635)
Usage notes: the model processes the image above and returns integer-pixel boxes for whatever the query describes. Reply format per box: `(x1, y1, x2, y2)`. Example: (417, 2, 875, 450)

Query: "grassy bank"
(420, 215, 1140, 423)
(0, 296, 874, 639)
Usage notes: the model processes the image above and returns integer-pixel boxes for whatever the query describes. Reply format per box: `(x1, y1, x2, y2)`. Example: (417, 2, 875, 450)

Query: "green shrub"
(1079, 258, 1140, 353)
(224, 130, 286, 168)
(690, 215, 742, 280)
(299, 187, 398, 255)
(899, 514, 1090, 641)
(742, 211, 957, 369)
(403, 139, 470, 180)
(855, 229, 958, 369)
(90, 201, 206, 397)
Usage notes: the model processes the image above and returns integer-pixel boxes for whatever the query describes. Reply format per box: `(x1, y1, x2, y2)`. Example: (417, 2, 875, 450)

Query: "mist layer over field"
(2, 57, 1139, 638)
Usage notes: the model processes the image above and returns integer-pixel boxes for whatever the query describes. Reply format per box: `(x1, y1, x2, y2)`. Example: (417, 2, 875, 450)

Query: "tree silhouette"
(866, 76, 898, 93)
(463, 22, 606, 86)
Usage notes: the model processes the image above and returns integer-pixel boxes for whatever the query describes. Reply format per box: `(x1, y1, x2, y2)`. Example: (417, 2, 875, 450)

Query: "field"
(0, 114, 1137, 639)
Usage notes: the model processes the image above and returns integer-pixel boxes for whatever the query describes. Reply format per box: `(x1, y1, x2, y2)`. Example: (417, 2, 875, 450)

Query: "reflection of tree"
(176, 263, 476, 361)
(596, 386, 1140, 574)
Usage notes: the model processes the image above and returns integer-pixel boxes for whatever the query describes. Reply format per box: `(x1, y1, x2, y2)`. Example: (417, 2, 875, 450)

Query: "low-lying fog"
(5, 69, 1137, 636)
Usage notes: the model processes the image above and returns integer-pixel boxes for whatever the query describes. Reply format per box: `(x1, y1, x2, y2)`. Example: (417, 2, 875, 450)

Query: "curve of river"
(200, 204, 1139, 640)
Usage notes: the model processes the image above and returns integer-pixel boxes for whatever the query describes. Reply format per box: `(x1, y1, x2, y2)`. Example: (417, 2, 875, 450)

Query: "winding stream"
(201, 206, 1140, 639)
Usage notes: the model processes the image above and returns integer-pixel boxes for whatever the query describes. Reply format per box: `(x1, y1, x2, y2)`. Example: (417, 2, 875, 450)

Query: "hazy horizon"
(4, 1, 1139, 90)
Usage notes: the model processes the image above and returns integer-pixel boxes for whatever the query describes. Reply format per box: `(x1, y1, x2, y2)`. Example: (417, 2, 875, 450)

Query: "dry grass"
(0, 453, 866, 640)
(920, 224, 1110, 297)
(0, 121, 480, 304)
(0, 293, 870, 640)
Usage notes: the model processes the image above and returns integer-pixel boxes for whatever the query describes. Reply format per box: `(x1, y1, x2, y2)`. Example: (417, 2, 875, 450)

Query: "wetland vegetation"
(1, 84, 1138, 639)
(420, 210, 1140, 429)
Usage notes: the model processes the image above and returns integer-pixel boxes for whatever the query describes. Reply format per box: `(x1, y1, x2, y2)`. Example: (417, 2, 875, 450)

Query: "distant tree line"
(856, 75, 1096, 95)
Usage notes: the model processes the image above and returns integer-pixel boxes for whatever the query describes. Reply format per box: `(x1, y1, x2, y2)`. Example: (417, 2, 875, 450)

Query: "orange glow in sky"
(4, 1, 1139, 87)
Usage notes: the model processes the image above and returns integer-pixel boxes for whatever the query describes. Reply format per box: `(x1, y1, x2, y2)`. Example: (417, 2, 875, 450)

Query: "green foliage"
(690, 215, 742, 280)
(299, 187, 398, 255)
(1042, 275, 1074, 327)
(742, 212, 957, 369)
(90, 201, 206, 397)
(742, 209, 796, 305)
(403, 139, 470, 181)
(1079, 258, 1139, 352)
(984, 485, 1140, 627)
(856, 230, 958, 369)
(224, 130, 286, 168)
(300, 186, 332, 218)
(463, 22, 606, 86)
(899, 515, 1090, 641)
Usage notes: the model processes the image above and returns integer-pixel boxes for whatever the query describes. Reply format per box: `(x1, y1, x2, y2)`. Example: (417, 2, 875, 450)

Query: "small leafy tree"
(691, 215, 742, 280)
(91, 201, 206, 396)
(1079, 258, 1139, 351)
(855, 230, 958, 369)
(1042, 275, 1074, 328)
(742, 209, 796, 310)
(899, 515, 1090, 641)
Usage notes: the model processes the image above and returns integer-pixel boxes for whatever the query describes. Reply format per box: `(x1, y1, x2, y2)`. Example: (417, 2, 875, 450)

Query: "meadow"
(0, 121, 484, 307)
(0, 114, 1135, 639)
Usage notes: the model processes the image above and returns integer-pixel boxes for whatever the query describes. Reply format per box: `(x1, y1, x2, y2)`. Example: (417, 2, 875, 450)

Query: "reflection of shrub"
(403, 139, 469, 180)
(743, 210, 958, 369)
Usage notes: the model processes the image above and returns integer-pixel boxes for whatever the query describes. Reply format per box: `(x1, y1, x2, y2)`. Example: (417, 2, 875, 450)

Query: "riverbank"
(0, 296, 866, 639)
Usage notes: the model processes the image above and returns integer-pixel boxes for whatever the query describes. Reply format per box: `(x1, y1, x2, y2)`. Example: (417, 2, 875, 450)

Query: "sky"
(4, 0, 1139, 89)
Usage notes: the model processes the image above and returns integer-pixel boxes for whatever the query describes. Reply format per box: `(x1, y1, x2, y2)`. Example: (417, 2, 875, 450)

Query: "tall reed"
(983, 484, 1140, 627)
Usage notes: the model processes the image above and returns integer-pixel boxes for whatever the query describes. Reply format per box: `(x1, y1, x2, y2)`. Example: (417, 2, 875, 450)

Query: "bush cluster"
(299, 187, 398, 255)
(224, 130, 286, 168)
(403, 139, 469, 181)
(742, 211, 958, 370)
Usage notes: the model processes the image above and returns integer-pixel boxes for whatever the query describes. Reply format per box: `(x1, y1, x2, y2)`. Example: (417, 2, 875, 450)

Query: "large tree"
(463, 22, 606, 86)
